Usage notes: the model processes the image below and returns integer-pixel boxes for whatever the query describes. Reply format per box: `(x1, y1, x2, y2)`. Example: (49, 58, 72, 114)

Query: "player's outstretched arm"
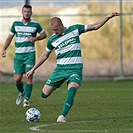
(26, 50, 51, 78)
(87, 12, 120, 31)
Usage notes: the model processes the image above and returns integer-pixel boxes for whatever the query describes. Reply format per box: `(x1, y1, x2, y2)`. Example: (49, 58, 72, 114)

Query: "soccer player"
(1, 5, 47, 107)
(26, 12, 120, 122)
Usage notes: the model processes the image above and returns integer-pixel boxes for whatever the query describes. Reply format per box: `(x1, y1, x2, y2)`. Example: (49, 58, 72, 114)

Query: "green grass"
(0, 80, 133, 133)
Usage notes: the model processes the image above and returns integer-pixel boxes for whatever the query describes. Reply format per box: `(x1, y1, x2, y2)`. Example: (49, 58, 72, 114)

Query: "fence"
(0, 1, 132, 81)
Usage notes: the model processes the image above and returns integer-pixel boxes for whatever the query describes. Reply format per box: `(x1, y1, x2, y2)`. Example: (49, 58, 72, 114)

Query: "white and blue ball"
(25, 108, 41, 122)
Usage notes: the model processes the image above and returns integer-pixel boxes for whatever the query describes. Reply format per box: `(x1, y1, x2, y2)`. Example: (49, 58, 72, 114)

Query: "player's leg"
(41, 69, 65, 98)
(61, 82, 79, 116)
(14, 58, 24, 93)
(14, 74, 25, 105)
(57, 71, 82, 122)
(41, 85, 57, 98)
(57, 82, 79, 122)
(14, 58, 25, 105)
(23, 55, 35, 107)
(14, 74, 24, 92)
(23, 74, 33, 107)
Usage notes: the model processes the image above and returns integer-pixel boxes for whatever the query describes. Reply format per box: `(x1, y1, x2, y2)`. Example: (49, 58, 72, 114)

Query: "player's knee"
(41, 91, 49, 98)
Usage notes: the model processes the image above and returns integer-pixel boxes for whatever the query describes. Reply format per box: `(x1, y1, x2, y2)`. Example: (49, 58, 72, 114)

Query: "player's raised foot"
(16, 92, 25, 105)
(23, 99, 30, 107)
(57, 115, 67, 123)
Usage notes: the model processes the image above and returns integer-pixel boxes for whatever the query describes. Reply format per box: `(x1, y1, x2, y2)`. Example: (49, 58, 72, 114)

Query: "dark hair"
(23, 4, 32, 9)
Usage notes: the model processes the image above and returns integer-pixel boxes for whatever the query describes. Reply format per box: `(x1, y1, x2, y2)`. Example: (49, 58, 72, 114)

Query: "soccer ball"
(25, 108, 41, 122)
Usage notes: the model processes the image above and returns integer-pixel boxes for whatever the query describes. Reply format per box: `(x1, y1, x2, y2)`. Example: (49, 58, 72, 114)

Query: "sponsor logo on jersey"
(57, 38, 76, 49)
(17, 32, 31, 37)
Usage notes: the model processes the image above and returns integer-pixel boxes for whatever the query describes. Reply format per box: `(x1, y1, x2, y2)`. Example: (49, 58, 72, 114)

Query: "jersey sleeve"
(46, 39, 54, 52)
(10, 22, 16, 35)
(37, 23, 45, 34)
(75, 24, 87, 35)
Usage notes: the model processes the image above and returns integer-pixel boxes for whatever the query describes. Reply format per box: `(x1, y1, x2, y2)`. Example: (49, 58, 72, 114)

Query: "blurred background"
(0, 0, 133, 82)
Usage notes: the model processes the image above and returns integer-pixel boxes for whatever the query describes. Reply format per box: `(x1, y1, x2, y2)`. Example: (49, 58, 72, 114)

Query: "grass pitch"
(0, 80, 133, 133)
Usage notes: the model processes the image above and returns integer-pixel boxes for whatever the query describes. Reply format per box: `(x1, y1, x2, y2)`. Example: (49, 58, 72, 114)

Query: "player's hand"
(109, 12, 120, 18)
(28, 37, 36, 43)
(112, 12, 120, 16)
(26, 69, 34, 78)
(1, 50, 6, 58)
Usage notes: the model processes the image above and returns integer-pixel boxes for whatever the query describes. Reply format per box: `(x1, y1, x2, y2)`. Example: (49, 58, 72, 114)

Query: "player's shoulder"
(67, 24, 86, 34)
(30, 19, 39, 24)
(48, 33, 56, 42)
(12, 20, 22, 25)
(29, 19, 42, 27)
(68, 24, 84, 30)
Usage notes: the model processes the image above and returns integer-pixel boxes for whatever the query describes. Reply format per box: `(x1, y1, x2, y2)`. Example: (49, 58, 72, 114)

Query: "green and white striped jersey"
(46, 24, 88, 70)
(10, 19, 44, 56)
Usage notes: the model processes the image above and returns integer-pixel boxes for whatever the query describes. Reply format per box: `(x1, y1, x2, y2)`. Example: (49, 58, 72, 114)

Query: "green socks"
(41, 91, 49, 98)
(16, 83, 33, 101)
(16, 82, 24, 93)
(24, 84, 33, 101)
(61, 87, 77, 116)
(41, 87, 77, 117)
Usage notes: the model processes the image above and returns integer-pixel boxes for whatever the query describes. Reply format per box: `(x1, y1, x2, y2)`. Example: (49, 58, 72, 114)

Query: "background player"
(1, 4, 47, 107)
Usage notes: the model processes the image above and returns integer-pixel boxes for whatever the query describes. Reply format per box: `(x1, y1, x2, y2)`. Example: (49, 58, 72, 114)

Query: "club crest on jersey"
(30, 28, 36, 32)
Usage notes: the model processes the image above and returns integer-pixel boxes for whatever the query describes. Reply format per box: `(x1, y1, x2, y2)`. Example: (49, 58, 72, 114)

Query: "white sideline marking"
(29, 120, 133, 132)
(81, 88, 132, 91)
